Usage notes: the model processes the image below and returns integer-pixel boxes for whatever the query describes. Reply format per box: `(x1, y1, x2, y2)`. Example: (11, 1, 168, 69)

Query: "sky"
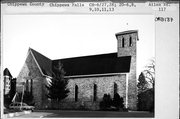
(2, 14, 155, 78)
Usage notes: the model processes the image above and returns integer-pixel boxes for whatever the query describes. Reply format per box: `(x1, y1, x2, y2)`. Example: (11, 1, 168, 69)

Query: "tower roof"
(4, 68, 12, 77)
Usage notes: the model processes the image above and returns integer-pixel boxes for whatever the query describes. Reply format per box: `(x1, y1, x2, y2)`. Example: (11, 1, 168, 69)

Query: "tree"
(137, 58, 155, 112)
(46, 61, 69, 102)
(137, 72, 149, 93)
(143, 58, 155, 89)
(10, 78, 16, 100)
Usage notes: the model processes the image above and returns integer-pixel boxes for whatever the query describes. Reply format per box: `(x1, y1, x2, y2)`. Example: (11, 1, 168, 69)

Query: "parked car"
(9, 102, 35, 111)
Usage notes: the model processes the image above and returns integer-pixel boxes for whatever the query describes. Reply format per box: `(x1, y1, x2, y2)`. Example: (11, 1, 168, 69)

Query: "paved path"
(12, 110, 154, 118)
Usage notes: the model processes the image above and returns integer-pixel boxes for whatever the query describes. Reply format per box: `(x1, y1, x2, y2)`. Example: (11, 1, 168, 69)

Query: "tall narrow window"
(28, 80, 31, 92)
(26, 80, 29, 92)
(93, 84, 97, 101)
(122, 38, 125, 47)
(30, 79, 33, 95)
(75, 85, 78, 102)
(129, 36, 132, 46)
(114, 83, 117, 97)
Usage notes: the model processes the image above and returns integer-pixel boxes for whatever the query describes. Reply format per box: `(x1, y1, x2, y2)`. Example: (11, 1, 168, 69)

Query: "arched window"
(129, 36, 132, 46)
(114, 83, 117, 97)
(93, 84, 97, 101)
(122, 38, 125, 47)
(75, 85, 78, 102)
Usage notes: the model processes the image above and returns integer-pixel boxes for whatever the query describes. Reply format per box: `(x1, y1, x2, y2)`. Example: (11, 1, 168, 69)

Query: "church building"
(16, 30, 139, 110)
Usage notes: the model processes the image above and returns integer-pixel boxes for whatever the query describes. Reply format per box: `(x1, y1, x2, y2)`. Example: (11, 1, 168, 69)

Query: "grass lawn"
(35, 110, 154, 118)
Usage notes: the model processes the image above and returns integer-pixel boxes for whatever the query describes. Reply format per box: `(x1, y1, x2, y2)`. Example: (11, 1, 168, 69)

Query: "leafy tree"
(46, 61, 69, 102)
(137, 72, 148, 93)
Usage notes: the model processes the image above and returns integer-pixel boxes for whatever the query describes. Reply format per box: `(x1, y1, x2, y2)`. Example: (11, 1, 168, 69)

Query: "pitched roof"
(29, 48, 131, 77)
(53, 53, 131, 77)
(29, 48, 52, 76)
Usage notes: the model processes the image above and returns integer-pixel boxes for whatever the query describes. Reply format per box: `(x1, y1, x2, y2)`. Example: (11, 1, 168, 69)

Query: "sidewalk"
(4, 110, 32, 118)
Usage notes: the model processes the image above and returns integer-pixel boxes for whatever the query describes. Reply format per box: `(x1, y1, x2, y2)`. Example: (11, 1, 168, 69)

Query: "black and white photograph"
(1, 1, 179, 119)
(2, 14, 155, 118)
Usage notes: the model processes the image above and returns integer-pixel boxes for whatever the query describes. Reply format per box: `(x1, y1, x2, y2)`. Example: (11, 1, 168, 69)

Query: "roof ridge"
(53, 52, 118, 61)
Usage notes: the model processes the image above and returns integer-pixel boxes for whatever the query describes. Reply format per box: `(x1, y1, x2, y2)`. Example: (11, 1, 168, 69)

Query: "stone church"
(16, 30, 138, 110)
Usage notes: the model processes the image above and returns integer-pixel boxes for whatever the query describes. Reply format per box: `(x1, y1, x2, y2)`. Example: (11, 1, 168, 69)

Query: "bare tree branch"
(143, 58, 155, 89)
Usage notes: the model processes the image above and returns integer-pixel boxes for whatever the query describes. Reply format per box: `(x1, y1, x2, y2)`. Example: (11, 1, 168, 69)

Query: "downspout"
(125, 73, 128, 108)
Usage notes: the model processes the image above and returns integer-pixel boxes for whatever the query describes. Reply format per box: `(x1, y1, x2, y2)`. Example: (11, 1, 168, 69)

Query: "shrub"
(137, 88, 154, 112)
(99, 94, 113, 110)
(113, 93, 124, 109)
(99, 93, 126, 111)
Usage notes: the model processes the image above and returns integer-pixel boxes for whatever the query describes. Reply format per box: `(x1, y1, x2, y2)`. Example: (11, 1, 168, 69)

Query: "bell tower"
(115, 30, 139, 110)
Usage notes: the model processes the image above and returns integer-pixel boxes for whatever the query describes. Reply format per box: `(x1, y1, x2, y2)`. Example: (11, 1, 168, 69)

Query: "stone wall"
(116, 32, 138, 110)
(57, 74, 127, 110)
(16, 51, 45, 109)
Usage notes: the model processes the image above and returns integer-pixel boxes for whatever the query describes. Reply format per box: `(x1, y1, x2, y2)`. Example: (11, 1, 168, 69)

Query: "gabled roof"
(29, 48, 52, 76)
(4, 68, 12, 77)
(53, 53, 131, 77)
(28, 48, 131, 78)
